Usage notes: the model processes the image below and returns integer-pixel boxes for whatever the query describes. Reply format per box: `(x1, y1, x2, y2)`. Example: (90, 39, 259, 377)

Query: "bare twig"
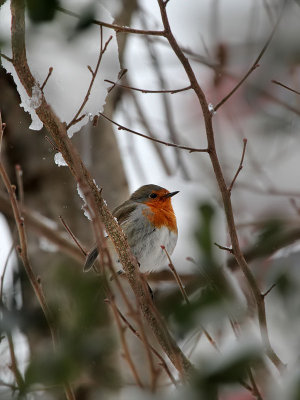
(214, 242, 234, 254)
(115, 304, 178, 387)
(40, 67, 53, 91)
(0, 52, 13, 63)
(262, 283, 276, 298)
(272, 79, 300, 96)
(228, 138, 247, 193)
(105, 79, 192, 94)
(7, 332, 25, 389)
(0, 190, 83, 263)
(214, 1, 287, 111)
(58, 215, 86, 255)
(161, 246, 219, 352)
(248, 367, 263, 400)
(57, 6, 166, 37)
(99, 112, 209, 153)
(106, 298, 145, 389)
(67, 27, 113, 130)
(161, 246, 190, 304)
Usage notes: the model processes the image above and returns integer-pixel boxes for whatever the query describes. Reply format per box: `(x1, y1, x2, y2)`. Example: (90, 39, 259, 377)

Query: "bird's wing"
(112, 201, 136, 225)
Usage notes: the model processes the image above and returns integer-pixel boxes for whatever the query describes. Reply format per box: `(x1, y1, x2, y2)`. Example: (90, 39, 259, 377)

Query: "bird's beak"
(164, 191, 179, 198)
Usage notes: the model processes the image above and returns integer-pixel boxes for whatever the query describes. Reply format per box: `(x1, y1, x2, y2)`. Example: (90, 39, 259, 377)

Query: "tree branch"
(104, 79, 191, 94)
(10, 0, 193, 378)
(214, 1, 287, 112)
(272, 79, 300, 96)
(157, 0, 285, 371)
(57, 6, 166, 37)
(99, 112, 209, 153)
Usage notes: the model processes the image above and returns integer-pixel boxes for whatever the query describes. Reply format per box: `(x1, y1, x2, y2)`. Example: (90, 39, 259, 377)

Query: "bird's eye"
(149, 193, 157, 199)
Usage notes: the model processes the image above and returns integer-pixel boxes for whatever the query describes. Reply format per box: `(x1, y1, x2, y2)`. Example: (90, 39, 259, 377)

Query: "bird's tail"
(83, 247, 99, 272)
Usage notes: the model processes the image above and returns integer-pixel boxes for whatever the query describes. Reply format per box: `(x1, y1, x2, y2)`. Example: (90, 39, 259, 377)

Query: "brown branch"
(228, 138, 247, 193)
(7, 332, 25, 389)
(57, 6, 166, 37)
(114, 304, 178, 387)
(0, 190, 83, 262)
(157, 0, 285, 371)
(58, 215, 86, 256)
(214, 242, 234, 254)
(67, 28, 113, 130)
(272, 79, 300, 96)
(0, 139, 75, 400)
(0, 52, 13, 62)
(262, 283, 276, 298)
(10, 0, 193, 377)
(214, 1, 287, 111)
(161, 246, 190, 304)
(40, 67, 53, 91)
(104, 79, 191, 94)
(106, 298, 145, 389)
(99, 112, 209, 153)
(227, 225, 300, 271)
(161, 246, 219, 353)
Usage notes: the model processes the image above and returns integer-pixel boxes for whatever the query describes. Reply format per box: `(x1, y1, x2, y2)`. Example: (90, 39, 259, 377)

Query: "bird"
(84, 184, 179, 273)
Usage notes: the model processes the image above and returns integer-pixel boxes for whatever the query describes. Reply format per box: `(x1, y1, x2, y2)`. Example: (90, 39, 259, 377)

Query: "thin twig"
(228, 138, 247, 193)
(262, 283, 276, 298)
(104, 79, 192, 94)
(115, 304, 178, 387)
(272, 79, 300, 96)
(58, 215, 86, 255)
(0, 190, 83, 263)
(161, 246, 190, 304)
(106, 298, 145, 389)
(7, 332, 25, 389)
(0, 52, 13, 62)
(57, 6, 166, 37)
(214, 1, 287, 111)
(214, 242, 234, 254)
(67, 28, 113, 130)
(161, 246, 219, 352)
(99, 112, 209, 153)
(248, 367, 264, 400)
(40, 67, 53, 91)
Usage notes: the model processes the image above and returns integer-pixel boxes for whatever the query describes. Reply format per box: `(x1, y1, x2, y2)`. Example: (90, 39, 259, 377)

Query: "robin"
(84, 184, 179, 273)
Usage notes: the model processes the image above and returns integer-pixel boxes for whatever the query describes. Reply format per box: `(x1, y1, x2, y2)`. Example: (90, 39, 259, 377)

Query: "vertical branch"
(0, 143, 76, 400)
(157, 0, 284, 370)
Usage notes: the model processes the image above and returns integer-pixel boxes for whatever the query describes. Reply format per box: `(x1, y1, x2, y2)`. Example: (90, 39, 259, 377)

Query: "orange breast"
(143, 201, 178, 233)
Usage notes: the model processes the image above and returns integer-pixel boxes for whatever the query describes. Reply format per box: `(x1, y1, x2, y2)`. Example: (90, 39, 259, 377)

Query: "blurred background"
(1, 0, 300, 399)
